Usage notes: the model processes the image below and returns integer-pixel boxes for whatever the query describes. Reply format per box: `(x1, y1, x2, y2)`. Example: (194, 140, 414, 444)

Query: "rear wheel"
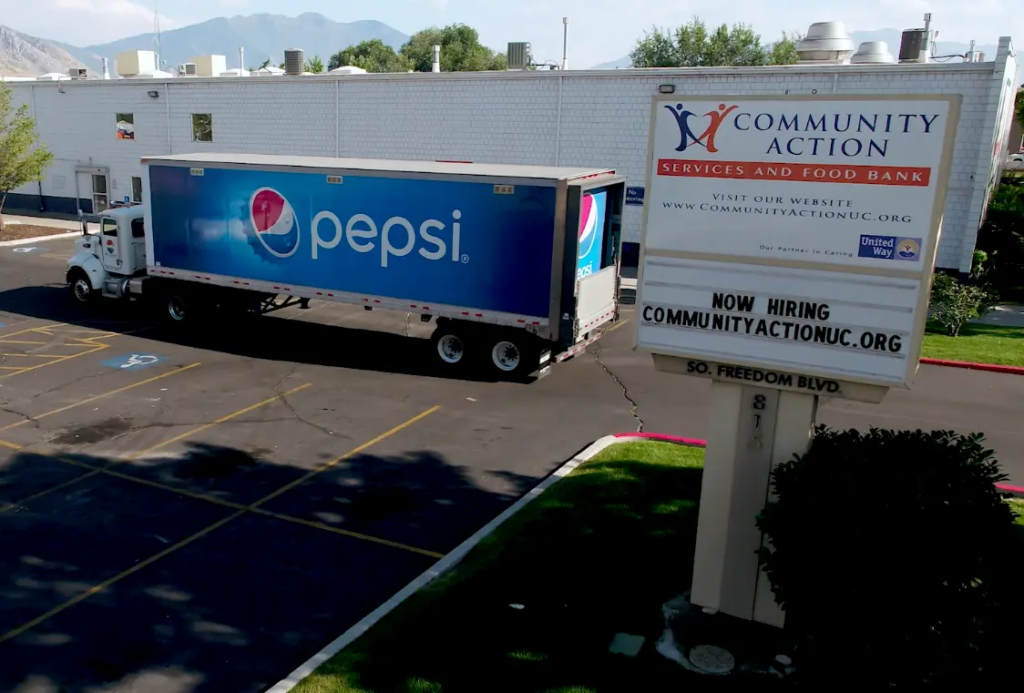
(67, 269, 95, 304)
(485, 331, 538, 380)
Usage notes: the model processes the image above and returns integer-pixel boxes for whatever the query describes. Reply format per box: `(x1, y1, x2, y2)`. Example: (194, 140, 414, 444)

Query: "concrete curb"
(262, 434, 626, 693)
(613, 432, 1024, 498)
(919, 357, 1024, 377)
(0, 231, 79, 247)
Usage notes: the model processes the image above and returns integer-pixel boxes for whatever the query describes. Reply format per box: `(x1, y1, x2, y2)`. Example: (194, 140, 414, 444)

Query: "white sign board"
(635, 94, 960, 390)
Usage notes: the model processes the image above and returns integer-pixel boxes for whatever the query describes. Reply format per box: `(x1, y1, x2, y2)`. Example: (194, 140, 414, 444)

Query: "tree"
(1015, 88, 1024, 133)
(304, 55, 325, 74)
(630, 17, 801, 68)
(0, 83, 53, 231)
(400, 24, 506, 72)
(329, 39, 410, 73)
(767, 31, 801, 65)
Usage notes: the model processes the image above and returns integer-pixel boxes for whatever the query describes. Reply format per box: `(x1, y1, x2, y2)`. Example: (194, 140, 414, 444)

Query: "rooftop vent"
(284, 48, 304, 76)
(850, 41, 897, 65)
(795, 22, 854, 64)
(69, 67, 88, 79)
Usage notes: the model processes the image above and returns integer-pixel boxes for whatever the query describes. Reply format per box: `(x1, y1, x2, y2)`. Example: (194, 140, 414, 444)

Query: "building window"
(116, 113, 134, 140)
(131, 176, 143, 203)
(191, 113, 213, 142)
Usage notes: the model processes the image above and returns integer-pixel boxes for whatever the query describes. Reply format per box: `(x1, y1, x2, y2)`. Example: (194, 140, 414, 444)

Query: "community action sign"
(634, 94, 961, 390)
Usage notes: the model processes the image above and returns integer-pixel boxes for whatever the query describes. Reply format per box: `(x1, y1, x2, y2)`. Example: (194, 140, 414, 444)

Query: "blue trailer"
(65, 153, 627, 379)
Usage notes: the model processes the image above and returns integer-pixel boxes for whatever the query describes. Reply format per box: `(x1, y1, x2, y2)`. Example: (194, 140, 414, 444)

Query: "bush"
(756, 427, 1018, 686)
(929, 273, 995, 336)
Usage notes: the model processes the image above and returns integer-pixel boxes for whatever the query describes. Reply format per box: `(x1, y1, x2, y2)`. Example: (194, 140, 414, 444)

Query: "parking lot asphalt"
(1, 237, 1023, 692)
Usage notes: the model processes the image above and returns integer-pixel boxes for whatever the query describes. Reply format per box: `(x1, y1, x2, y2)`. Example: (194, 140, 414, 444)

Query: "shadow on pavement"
(0, 285, 539, 384)
(0, 439, 540, 693)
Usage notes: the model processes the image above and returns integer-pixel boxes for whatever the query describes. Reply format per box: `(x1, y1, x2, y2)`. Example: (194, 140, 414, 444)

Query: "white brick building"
(4, 37, 1017, 274)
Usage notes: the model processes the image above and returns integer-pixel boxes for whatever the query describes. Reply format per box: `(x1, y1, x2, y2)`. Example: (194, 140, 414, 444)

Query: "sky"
(0, 0, 1020, 69)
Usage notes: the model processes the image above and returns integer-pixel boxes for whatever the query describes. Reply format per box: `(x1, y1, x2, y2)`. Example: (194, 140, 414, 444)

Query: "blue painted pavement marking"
(100, 353, 166, 371)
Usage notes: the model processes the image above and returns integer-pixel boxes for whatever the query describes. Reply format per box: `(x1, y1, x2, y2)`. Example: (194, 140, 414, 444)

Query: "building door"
(75, 168, 110, 215)
(91, 174, 109, 213)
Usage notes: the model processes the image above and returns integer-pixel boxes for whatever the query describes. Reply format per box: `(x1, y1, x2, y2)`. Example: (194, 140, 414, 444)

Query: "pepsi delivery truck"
(65, 153, 627, 379)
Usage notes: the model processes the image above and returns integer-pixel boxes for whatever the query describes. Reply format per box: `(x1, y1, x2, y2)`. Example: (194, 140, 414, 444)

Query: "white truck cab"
(67, 204, 148, 303)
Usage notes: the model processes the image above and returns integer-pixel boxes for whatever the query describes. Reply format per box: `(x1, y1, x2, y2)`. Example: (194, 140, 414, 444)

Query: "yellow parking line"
(255, 405, 442, 506)
(0, 366, 24, 370)
(603, 318, 631, 334)
(0, 405, 441, 644)
(0, 323, 68, 339)
(0, 353, 66, 359)
(0, 438, 21, 450)
(0, 382, 314, 514)
(0, 345, 110, 379)
(125, 383, 313, 460)
(0, 340, 48, 346)
(0, 363, 202, 432)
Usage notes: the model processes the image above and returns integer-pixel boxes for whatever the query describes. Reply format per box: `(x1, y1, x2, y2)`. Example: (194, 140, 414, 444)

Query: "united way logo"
(249, 188, 300, 259)
(663, 102, 738, 153)
(578, 193, 599, 259)
(896, 238, 920, 260)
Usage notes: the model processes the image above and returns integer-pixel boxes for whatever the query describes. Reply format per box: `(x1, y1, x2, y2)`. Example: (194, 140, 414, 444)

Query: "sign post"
(634, 94, 961, 626)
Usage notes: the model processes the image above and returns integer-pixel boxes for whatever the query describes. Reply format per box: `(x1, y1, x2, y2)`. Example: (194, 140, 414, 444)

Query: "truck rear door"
(567, 181, 624, 340)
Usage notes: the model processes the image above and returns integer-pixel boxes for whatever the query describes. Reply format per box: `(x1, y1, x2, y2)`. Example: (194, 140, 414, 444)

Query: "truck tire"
(486, 331, 539, 380)
(163, 290, 192, 325)
(431, 324, 472, 370)
(67, 269, 96, 305)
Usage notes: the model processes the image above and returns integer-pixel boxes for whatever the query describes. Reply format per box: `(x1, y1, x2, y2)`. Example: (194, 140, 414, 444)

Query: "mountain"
(590, 30, 1002, 70)
(72, 13, 408, 73)
(0, 25, 86, 76)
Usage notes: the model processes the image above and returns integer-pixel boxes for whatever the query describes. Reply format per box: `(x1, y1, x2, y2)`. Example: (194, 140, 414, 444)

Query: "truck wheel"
(164, 292, 190, 324)
(68, 269, 95, 304)
(432, 326, 470, 368)
(487, 333, 537, 379)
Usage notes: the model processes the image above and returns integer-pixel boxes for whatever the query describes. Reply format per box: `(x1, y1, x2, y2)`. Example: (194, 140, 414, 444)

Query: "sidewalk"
(978, 305, 1024, 328)
(1, 214, 85, 231)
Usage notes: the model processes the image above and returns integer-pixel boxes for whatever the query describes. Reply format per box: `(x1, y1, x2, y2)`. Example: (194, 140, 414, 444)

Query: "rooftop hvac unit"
(68, 67, 88, 79)
(284, 48, 304, 76)
(189, 55, 227, 78)
(850, 41, 897, 65)
(507, 42, 532, 70)
(179, 62, 197, 76)
(115, 50, 157, 77)
(899, 29, 929, 63)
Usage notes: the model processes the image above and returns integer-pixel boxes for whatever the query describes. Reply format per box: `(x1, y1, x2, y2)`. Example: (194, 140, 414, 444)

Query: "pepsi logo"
(250, 187, 300, 259)
(578, 193, 598, 260)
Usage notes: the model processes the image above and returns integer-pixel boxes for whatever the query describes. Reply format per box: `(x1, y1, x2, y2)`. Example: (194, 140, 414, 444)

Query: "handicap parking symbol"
(101, 353, 165, 370)
(11, 246, 46, 253)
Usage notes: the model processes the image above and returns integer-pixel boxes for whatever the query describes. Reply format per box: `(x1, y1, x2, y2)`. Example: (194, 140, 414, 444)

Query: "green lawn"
(292, 441, 706, 693)
(921, 322, 1024, 367)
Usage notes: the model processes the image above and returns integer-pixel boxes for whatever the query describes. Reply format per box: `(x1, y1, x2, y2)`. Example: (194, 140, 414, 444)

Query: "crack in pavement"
(591, 343, 644, 433)
(271, 368, 353, 442)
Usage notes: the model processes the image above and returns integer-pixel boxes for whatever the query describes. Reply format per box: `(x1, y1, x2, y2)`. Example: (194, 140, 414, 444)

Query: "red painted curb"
(613, 431, 706, 447)
(920, 358, 1024, 376)
(612, 432, 1024, 498)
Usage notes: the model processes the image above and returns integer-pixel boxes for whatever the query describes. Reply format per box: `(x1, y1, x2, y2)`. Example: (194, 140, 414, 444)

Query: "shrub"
(756, 427, 1018, 686)
(929, 273, 995, 336)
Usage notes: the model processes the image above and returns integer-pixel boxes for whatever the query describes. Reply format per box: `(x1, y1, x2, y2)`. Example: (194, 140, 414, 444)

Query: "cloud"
(2, 0, 178, 45)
